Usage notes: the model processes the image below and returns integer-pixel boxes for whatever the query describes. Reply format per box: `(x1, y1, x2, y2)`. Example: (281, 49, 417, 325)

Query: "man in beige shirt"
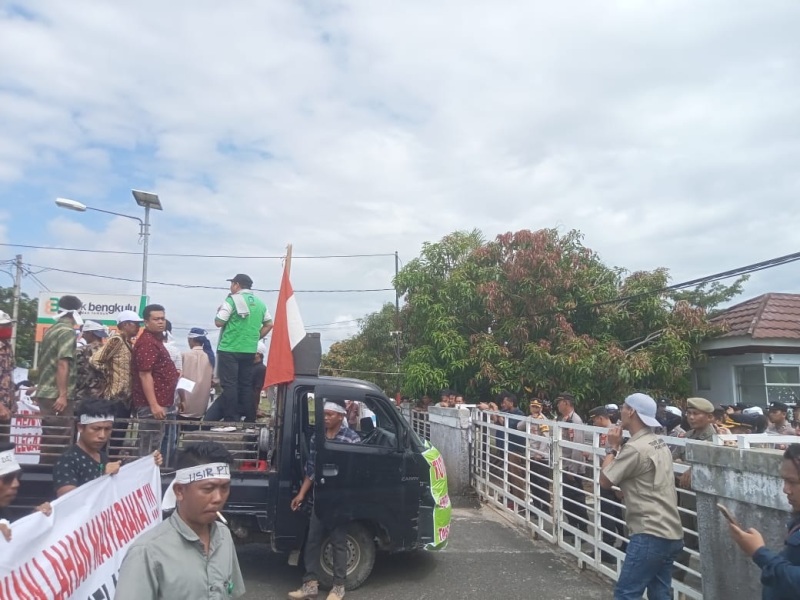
(601, 393, 684, 600)
(179, 328, 215, 421)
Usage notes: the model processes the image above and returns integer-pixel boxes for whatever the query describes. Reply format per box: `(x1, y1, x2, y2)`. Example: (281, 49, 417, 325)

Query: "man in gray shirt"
(116, 441, 245, 599)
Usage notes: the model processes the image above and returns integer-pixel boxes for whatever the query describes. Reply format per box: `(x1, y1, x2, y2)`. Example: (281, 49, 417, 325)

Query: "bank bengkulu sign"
(36, 292, 147, 342)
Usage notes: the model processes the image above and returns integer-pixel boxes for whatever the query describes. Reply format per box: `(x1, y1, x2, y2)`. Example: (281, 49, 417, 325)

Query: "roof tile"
(711, 293, 800, 340)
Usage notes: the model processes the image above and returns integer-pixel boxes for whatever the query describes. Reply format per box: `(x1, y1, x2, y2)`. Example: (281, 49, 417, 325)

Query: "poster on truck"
(422, 443, 452, 550)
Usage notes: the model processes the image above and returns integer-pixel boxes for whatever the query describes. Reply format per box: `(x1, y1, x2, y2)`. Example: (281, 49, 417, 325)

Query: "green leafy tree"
(0, 286, 37, 366)
(396, 229, 738, 410)
(321, 303, 405, 394)
(394, 230, 492, 399)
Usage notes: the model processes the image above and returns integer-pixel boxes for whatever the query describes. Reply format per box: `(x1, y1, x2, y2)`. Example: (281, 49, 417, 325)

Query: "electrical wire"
(0, 242, 395, 260)
(24, 263, 394, 294)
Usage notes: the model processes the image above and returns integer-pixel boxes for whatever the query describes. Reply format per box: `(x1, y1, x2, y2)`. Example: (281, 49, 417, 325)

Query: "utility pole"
(393, 251, 401, 398)
(11, 254, 22, 357)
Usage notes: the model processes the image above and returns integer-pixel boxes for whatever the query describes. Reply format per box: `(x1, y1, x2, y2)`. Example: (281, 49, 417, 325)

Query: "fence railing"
(469, 410, 703, 600)
(713, 432, 800, 449)
(410, 408, 431, 441)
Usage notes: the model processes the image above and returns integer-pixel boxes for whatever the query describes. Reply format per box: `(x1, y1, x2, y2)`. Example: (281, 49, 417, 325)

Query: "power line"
(25, 263, 394, 294)
(0, 243, 395, 260)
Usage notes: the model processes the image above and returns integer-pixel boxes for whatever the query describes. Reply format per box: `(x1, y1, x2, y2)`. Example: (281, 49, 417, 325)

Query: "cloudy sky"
(1, 1, 798, 352)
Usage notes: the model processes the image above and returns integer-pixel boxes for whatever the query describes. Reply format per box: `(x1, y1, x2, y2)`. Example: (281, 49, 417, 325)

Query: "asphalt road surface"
(238, 499, 614, 600)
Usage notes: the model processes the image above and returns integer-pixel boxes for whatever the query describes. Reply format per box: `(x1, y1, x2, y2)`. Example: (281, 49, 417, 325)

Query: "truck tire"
(316, 521, 376, 591)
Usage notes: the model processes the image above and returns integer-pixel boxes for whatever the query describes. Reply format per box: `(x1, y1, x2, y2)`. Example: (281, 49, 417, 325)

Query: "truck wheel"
(317, 522, 376, 591)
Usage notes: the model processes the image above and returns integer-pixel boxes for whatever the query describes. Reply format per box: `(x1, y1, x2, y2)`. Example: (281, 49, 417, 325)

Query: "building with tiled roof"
(694, 293, 800, 407)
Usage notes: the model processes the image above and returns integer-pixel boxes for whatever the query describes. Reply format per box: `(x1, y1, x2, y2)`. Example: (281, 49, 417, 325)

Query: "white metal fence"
(410, 408, 430, 442)
(470, 410, 704, 600)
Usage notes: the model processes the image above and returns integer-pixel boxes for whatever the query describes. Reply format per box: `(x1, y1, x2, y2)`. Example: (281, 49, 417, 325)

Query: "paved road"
(238, 500, 614, 600)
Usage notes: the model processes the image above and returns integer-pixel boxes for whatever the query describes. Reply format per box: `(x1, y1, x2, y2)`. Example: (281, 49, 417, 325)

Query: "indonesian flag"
(264, 260, 306, 387)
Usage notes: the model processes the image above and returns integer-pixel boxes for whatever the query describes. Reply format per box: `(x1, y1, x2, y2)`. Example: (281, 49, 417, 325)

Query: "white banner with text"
(0, 456, 161, 599)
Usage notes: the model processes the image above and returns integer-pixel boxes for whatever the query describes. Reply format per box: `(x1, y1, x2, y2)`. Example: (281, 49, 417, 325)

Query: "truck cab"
(226, 375, 451, 589)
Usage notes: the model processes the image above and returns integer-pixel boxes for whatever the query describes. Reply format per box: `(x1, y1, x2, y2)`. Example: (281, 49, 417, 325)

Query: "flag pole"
(285, 244, 293, 277)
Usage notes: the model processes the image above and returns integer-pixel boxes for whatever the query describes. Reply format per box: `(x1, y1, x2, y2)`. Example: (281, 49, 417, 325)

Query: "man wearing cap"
(91, 310, 141, 453)
(116, 441, 245, 599)
(600, 393, 684, 599)
(289, 399, 360, 600)
(674, 397, 716, 481)
(35, 295, 82, 464)
(73, 320, 108, 404)
(519, 398, 551, 512)
(0, 311, 14, 425)
(179, 328, 215, 423)
(767, 402, 797, 437)
(212, 274, 272, 422)
(555, 392, 589, 535)
(672, 396, 716, 584)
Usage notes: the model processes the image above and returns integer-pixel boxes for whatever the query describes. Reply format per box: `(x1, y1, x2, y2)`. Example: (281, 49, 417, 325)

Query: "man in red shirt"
(132, 304, 179, 457)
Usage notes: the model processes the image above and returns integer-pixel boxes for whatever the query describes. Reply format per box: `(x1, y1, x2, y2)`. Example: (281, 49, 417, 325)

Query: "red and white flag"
(264, 258, 306, 387)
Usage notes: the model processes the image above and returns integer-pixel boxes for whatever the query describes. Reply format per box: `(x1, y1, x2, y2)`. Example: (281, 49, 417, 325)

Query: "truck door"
(313, 385, 422, 549)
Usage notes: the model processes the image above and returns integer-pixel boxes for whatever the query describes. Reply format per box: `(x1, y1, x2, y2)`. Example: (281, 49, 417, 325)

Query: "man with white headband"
(116, 441, 245, 599)
(35, 295, 82, 464)
(0, 442, 52, 541)
(52, 398, 122, 497)
(289, 398, 360, 600)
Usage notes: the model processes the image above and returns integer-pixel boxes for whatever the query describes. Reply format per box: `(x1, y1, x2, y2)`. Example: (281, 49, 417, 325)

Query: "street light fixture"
(54, 190, 163, 298)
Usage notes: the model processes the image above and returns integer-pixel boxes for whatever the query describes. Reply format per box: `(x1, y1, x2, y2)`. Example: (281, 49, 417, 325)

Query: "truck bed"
(2, 415, 274, 519)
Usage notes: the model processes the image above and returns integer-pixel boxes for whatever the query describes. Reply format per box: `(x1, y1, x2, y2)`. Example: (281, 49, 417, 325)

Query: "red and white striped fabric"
(264, 262, 306, 387)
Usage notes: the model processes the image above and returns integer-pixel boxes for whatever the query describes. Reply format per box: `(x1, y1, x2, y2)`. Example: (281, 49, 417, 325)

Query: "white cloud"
(1, 0, 799, 352)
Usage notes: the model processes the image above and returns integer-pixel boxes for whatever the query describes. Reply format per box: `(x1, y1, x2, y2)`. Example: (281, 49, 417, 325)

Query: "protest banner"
(0, 456, 161, 599)
(9, 396, 41, 465)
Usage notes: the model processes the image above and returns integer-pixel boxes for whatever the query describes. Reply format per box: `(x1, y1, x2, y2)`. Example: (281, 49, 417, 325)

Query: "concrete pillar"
(427, 406, 471, 496)
(688, 442, 791, 600)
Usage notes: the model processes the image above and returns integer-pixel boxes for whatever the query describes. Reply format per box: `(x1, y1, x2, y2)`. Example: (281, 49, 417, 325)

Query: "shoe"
(288, 581, 319, 600)
(327, 584, 346, 600)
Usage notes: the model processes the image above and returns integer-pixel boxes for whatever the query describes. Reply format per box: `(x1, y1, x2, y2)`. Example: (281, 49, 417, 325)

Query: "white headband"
(0, 449, 21, 477)
(79, 414, 115, 425)
(324, 402, 346, 415)
(187, 330, 208, 339)
(162, 462, 231, 510)
(57, 310, 84, 326)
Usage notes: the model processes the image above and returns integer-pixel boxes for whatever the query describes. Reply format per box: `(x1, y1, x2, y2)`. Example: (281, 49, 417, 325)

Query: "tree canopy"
(320, 303, 404, 394)
(324, 228, 743, 410)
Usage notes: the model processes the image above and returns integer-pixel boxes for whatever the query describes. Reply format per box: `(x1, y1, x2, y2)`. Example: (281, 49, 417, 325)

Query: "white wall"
(693, 352, 800, 405)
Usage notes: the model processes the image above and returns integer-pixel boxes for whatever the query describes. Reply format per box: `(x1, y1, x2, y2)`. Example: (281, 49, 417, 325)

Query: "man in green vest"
(208, 274, 272, 422)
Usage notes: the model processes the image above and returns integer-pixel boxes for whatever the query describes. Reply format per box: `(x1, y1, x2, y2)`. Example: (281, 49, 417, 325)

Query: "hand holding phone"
(717, 503, 740, 528)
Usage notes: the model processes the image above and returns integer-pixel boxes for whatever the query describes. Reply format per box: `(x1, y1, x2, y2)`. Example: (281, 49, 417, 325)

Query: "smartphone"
(717, 503, 740, 527)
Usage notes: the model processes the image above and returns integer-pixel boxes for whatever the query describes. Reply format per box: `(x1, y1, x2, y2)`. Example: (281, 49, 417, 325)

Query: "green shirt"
(217, 291, 270, 354)
(36, 319, 77, 399)
(116, 511, 245, 600)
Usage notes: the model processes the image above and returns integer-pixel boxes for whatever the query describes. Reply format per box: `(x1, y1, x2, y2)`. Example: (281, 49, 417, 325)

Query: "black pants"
(304, 509, 348, 587)
(529, 460, 552, 512)
(600, 486, 624, 548)
(209, 351, 255, 421)
(109, 400, 131, 458)
(562, 473, 588, 532)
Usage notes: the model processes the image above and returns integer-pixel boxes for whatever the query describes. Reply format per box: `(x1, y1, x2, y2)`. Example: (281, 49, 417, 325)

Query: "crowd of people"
(0, 274, 273, 463)
(0, 277, 368, 600)
(440, 388, 800, 599)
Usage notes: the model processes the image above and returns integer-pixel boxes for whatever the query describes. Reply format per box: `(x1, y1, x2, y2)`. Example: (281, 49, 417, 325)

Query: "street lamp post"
(55, 190, 163, 298)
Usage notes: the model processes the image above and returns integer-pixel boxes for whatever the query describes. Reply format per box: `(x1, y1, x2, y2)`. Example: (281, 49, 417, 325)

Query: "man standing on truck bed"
(36, 294, 82, 465)
(209, 274, 272, 422)
(289, 398, 360, 600)
(132, 304, 179, 456)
